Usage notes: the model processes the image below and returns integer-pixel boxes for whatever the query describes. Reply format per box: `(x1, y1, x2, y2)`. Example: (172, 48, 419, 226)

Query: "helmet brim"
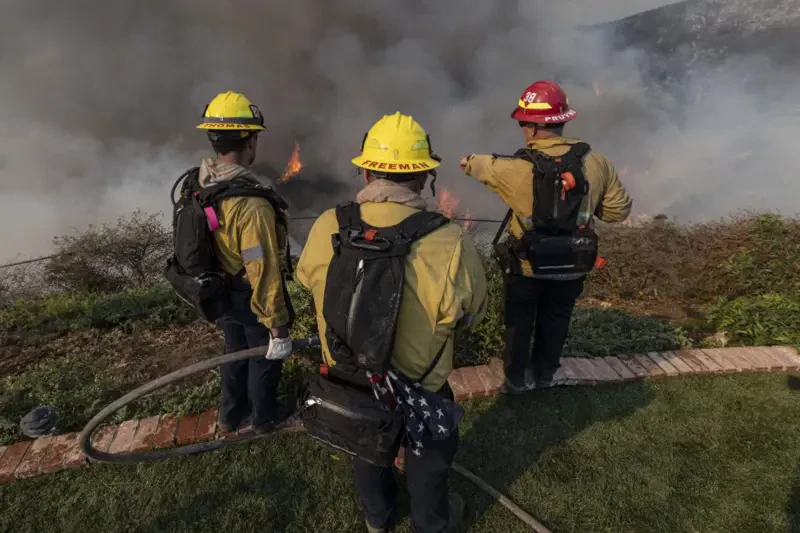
(196, 123, 265, 131)
(351, 154, 441, 173)
(510, 107, 578, 124)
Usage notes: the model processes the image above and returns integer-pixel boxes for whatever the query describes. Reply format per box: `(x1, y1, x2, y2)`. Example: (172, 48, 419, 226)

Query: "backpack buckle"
(349, 235, 392, 252)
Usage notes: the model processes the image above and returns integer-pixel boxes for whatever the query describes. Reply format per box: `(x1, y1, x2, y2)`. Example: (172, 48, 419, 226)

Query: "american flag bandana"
(368, 369, 464, 459)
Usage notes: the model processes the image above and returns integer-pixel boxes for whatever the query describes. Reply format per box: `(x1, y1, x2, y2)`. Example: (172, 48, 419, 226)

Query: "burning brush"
(280, 141, 304, 182)
(436, 187, 474, 229)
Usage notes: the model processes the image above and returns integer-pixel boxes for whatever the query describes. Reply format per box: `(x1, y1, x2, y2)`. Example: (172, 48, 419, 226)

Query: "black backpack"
(509, 142, 598, 276)
(164, 167, 289, 322)
(300, 202, 454, 466)
(321, 202, 450, 379)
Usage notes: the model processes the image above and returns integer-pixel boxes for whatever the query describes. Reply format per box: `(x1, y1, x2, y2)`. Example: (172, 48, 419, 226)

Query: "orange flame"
(593, 80, 601, 97)
(436, 187, 460, 219)
(436, 187, 474, 229)
(280, 141, 304, 182)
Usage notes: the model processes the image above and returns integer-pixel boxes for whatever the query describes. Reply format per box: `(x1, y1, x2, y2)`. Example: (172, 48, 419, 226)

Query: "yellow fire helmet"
(352, 112, 441, 173)
(197, 91, 265, 136)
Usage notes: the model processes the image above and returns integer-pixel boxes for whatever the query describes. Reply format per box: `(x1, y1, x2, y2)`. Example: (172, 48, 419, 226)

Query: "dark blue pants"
(353, 388, 459, 533)
(216, 287, 283, 427)
(503, 275, 585, 386)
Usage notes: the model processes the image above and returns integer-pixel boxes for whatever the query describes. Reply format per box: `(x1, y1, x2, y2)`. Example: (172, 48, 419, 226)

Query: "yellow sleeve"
(296, 210, 336, 291)
(295, 233, 313, 291)
(595, 156, 633, 223)
(464, 154, 517, 203)
(234, 201, 289, 328)
(439, 231, 488, 332)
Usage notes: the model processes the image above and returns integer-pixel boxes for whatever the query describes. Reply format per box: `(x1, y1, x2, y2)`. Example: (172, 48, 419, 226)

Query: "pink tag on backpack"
(204, 206, 220, 231)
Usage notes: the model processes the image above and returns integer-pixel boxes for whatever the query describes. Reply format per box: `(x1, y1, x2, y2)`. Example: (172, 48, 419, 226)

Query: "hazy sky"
(1, 0, 797, 263)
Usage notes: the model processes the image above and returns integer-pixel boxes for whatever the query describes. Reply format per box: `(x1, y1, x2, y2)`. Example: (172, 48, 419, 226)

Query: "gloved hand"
(265, 336, 293, 361)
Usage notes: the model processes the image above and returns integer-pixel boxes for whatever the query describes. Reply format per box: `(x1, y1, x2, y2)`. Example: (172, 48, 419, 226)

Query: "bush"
(44, 210, 170, 293)
(88, 284, 195, 329)
(563, 308, 691, 357)
(455, 260, 505, 367)
(0, 292, 98, 333)
(0, 283, 194, 334)
(0, 263, 46, 309)
(706, 292, 800, 347)
(286, 281, 317, 339)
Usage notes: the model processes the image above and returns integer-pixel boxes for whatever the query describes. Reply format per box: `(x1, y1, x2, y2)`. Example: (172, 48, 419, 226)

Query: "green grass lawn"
(1, 374, 797, 533)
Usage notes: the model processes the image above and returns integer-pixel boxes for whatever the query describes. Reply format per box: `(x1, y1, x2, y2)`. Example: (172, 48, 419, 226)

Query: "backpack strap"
(513, 142, 591, 168)
(394, 211, 450, 244)
(567, 142, 591, 159)
(334, 202, 363, 233)
(415, 340, 448, 385)
(332, 204, 449, 256)
(198, 178, 289, 213)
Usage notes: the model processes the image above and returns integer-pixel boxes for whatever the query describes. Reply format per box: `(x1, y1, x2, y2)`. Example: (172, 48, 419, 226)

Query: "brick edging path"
(2, 345, 798, 485)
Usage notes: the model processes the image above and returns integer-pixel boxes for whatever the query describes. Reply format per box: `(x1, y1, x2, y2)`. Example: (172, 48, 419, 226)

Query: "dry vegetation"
(589, 213, 800, 310)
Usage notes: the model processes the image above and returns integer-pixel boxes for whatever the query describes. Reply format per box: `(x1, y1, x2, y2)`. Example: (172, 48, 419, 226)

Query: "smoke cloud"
(1, 0, 798, 262)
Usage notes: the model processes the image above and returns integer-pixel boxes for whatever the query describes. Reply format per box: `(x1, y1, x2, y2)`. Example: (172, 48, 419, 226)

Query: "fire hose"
(78, 337, 552, 533)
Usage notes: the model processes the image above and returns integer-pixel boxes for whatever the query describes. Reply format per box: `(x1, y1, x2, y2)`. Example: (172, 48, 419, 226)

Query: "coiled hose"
(78, 337, 551, 532)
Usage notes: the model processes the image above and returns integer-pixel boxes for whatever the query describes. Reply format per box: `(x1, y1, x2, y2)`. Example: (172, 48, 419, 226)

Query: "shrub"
(0, 263, 46, 309)
(88, 284, 194, 329)
(286, 281, 317, 339)
(0, 283, 194, 334)
(44, 210, 170, 293)
(706, 292, 800, 347)
(563, 308, 691, 357)
(454, 260, 505, 367)
(0, 292, 98, 333)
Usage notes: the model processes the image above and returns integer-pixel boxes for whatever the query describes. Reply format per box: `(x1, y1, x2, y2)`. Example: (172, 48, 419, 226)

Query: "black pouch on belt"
(300, 372, 404, 467)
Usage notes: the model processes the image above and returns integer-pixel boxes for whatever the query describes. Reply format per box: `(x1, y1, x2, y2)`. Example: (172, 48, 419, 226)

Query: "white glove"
(265, 336, 294, 361)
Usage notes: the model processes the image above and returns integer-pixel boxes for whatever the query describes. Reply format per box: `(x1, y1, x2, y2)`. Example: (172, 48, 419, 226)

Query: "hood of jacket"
(355, 179, 428, 210)
(198, 157, 259, 188)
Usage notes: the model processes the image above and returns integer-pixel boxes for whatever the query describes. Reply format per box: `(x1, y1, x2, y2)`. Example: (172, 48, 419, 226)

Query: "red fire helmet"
(510, 80, 577, 124)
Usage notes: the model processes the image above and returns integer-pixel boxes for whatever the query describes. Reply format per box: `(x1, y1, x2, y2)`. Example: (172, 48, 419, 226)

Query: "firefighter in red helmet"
(460, 80, 632, 393)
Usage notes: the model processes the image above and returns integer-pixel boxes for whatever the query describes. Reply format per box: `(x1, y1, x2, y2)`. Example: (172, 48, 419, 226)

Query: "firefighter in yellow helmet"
(297, 112, 487, 533)
(184, 91, 293, 433)
(459, 81, 632, 394)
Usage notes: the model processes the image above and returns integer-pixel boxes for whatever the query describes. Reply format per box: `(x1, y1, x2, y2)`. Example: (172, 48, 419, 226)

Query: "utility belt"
(301, 366, 405, 466)
(491, 210, 599, 278)
(300, 344, 452, 467)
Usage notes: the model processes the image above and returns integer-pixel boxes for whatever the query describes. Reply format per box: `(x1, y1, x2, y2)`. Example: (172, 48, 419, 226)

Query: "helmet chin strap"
(429, 153, 442, 196)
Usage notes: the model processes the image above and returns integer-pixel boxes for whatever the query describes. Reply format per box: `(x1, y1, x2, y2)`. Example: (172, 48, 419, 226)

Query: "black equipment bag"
(500, 142, 598, 276)
(301, 370, 405, 466)
(164, 167, 289, 322)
